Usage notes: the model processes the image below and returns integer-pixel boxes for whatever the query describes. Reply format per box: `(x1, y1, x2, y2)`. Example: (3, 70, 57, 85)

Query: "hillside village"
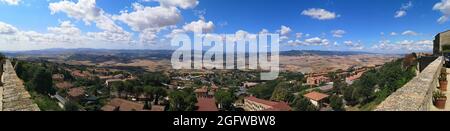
(1, 51, 418, 111)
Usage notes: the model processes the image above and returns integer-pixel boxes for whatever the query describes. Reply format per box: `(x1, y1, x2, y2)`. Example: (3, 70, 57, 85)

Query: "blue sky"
(0, 0, 450, 53)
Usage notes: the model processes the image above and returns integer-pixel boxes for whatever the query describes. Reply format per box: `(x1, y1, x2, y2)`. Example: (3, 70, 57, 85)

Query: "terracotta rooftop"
(245, 96, 292, 111)
(194, 87, 208, 93)
(55, 81, 73, 89)
(68, 87, 85, 97)
(304, 91, 329, 101)
(196, 98, 218, 111)
(101, 98, 146, 111)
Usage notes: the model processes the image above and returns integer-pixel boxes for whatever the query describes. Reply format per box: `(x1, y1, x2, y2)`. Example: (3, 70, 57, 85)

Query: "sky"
(1, 0, 450, 53)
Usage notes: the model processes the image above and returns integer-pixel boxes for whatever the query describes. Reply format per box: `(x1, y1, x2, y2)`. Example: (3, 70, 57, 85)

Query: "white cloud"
(0, 21, 86, 45)
(331, 29, 346, 38)
(304, 37, 329, 46)
(113, 3, 181, 32)
(433, 0, 450, 23)
(86, 31, 133, 42)
(183, 19, 215, 33)
(47, 21, 81, 36)
(343, 40, 364, 50)
(390, 32, 398, 36)
(259, 29, 269, 34)
(0, 21, 18, 35)
(402, 30, 418, 36)
(138, 28, 160, 44)
(49, 0, 130, 43)
(152, 0, 199, 9)
(395, 1, 412, 18)
(287, 39, 305, 46)
(301, 8, 339, 20)
(278, 25, 292, 36)
(1, 0, 20, 5)
(395, 10, 407, 18)
(372, 39, 432, 52)
(295, 33, 303, 39)
(288, 37, 330, 46)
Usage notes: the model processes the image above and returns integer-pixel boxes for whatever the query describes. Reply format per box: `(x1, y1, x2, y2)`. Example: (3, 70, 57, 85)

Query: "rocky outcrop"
(376, 57, 443, 111)
(1, 59, 40, 111)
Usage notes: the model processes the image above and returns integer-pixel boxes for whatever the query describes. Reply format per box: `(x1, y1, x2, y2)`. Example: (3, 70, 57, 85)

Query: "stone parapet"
(1, 59, 40, 111)
(376, 57, 443, 111)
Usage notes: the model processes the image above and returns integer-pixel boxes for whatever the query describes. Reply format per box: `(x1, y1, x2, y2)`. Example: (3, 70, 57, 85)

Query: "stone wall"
(1, 59, 40, 111)
(375, 57, 443, 111)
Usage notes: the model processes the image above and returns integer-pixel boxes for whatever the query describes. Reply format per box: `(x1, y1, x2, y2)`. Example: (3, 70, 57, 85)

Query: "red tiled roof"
(194, 87, 208, 93)
(101, 98, 146, 111)
(245, 96, 292, 111)
(55, 81, 73, 89)
(304, 91, 329, 101)
(68, 87, 85, 97)
(196, 98, 218, 111)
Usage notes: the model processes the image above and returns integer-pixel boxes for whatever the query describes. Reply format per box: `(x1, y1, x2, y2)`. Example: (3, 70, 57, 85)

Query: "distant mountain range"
(2, 48, 379, 57)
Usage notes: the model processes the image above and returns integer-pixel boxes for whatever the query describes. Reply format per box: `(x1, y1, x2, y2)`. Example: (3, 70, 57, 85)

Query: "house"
(306, 75, 331, 86)
(194, 87, 209, 98)
(55, 81, 73, 89)
(318, 84, 334, 92)
(243, 96, 292, 111)
(113, 74, 125, 79)
(303, 91, 329, 107)
(243, 82, 259, 88)
(52, 74, 64, 82)
(101, 98, 146, 111)
(196, 98, 219, 111)
(68, 87, 86, 98)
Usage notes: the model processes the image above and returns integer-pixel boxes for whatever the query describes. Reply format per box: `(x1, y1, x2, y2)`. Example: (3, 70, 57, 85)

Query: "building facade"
(434, 30, 450, 55)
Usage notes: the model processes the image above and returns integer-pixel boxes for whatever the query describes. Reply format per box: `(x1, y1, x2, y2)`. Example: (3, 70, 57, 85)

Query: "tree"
(143, 100, 151, 110)
(31, 68, 56, 95)
(141, 72, 169, 86)
(214, 90, 235, 110)
(292, 97, 316, 111)
(330, 95, 345, 111)
(169, 89, 197, 111)
(153, 87, 167, 105)
(270, 82, 291, 102)
(123, 80, 135, 99)
(343, 86, 357, 105)
(143, 86, 155, 103)
(111, 81, 124, 98)
(134, 86, 144, 101)
(64, 101, 80, 111)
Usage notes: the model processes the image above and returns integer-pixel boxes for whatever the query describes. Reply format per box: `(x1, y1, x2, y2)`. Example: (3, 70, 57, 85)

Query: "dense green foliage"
(168, 88, 197, 111)
(15, 61, 61, 111)
(342, 58, 416, 110)
(329, 95, 344, 111)
(291, 97, 317, 111)
(249, 72, 306, 102)
(214, 89, 236, 110)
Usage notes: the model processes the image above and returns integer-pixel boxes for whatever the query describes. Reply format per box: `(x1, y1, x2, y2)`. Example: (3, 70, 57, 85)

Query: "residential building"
(243, 96, 291, 111)
(303, 91, 329, 107)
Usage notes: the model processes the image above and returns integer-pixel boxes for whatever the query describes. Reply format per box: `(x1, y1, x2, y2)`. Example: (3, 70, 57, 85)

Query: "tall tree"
(292, 97, 317, 111)
(169, 89, 197, 111)
(330, 95, 345, 111)
(153, 87, 167, 105)
(31, 68, 56, 95)
(214, 90, 235, 110)
(143, 86, 155, 103)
